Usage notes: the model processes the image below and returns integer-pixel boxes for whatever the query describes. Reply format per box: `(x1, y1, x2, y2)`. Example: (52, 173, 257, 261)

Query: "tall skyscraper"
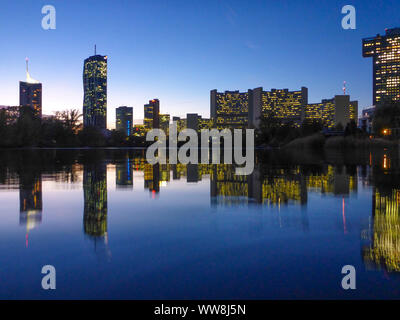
(144, 99, 160, 130)
(83, 51, 108, 130)
(116, 106, 133, 136)
(363, 28, 400, 105)
(19, 58, 42, 118)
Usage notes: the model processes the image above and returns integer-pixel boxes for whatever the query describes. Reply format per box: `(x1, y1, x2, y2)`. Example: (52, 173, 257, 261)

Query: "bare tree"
(55, 109, 83, 133)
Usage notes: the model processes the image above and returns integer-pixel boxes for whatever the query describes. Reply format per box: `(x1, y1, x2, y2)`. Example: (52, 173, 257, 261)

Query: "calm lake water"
(0, 148, 400, 299)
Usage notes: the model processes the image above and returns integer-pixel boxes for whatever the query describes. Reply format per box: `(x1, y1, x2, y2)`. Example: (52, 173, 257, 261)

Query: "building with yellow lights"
(211, 87, 308, 129)
(305, 95, 358, 129)
(210, 90, 250, 129)
(83, 54, 108, 129)
(144, 99, 160, 130)
(363, 28, 400, 105)
(20, 59, 42, 118)
(252, 87, 308, 128)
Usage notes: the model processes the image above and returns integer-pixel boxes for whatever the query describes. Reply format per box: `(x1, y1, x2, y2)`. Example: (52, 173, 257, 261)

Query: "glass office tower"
(116, 106, 133, 136)
(83, 54, 108, 129)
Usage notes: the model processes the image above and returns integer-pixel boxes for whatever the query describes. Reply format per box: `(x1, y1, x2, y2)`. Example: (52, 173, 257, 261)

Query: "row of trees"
(372, 101, 400, 136)
(0, 107, 147, 148)
(1, 100, 398, 148)
(255, 100, 400, 147)
(255, 112, 360, 147)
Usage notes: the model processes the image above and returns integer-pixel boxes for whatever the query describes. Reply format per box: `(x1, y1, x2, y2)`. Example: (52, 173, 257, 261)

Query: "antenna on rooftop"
(343, 81, 347, 95)
(95, 44, 97, 55)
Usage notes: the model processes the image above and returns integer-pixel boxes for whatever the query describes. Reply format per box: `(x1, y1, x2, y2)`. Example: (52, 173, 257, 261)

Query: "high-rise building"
(255, 87, 308, 128)
(305, 95, 358, 129)
(363, 28, 400, 104)
(83, 53, 108, 130)
(144, 99, 160, 130)
(211, 90, 250, 130)
(19, 59, 42, 118)
(116, 106, 133, 136)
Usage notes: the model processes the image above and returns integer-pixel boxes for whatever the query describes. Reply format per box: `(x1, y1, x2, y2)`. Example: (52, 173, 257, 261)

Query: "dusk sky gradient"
(1, 0, 399, 128)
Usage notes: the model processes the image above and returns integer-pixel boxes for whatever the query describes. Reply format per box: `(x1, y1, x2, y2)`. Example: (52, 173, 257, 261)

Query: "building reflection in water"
(83, 160, 109, 256)
(6, 149, 398, 270)
(19, 170, 43, 246)
(144, 163, 160, 195)
(116, 156, 133, 189)
(362, 188, 400, 272)
(362, 152, 400, 272)
(210, 164, 356, 206)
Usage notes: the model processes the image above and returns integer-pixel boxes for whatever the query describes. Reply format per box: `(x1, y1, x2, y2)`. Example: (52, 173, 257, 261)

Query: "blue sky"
(0, 0, 399, 128)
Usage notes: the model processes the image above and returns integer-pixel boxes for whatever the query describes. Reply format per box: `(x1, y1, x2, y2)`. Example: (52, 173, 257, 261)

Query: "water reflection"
(361, 151, 400, 273)
(1, 148, 400, 276)
(83, 160, 107, 239)
(116, 156, 133, 189)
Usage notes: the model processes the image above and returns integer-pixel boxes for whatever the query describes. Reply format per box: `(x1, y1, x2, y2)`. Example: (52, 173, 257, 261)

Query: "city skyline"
(1, 0, 400, 129)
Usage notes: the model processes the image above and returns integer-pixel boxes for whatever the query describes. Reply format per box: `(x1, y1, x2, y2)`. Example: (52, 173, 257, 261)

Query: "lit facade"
(144, 99, 160, 130)
(83, 55, 108, 130)
(198, 117, 213, 130)
(116, 106, 133, 136)
(257, 87, 308, 127)
(211, 87, 308, 130)
(304, 95, 358, 129)
(363, 28, 400, 104)
(19, 82, 42, 118)
(210, 90, 250, 129)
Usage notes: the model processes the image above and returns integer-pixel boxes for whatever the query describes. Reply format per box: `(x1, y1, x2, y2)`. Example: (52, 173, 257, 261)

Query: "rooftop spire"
(25, 57, 39, 84)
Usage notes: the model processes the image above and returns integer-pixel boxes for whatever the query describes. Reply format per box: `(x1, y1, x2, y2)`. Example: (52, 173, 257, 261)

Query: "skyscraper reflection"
(19, 171, 42, 232)
(83, 161, 108, 240)
(116, 156, 133, 189)
(144, 163, 160, 195)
